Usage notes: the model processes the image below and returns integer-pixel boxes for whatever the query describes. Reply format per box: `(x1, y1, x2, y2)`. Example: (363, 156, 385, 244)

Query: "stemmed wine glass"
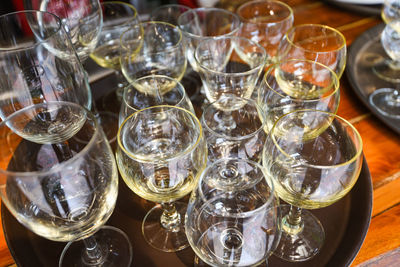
(0, 10, 91, 119)
(201, 96, 267, 164)
(177, 7, 242, 73)
(373, 0, 400, 83)
(195, 36, 266, 103)
(185, 158, 281, 266)
(277, 24, 347, 78)
(236, 0, 294, 65)
(120, 21, 186, 86)
(90, 1, 142, 100)
(369, 20, 400, 118)
(369, 0, 400, 118)
(263, 109, 363, 262)
(116, 105, 207, 252)
(119, 75, 194, 125)
(0, 101, 132, 267)
(24, 0, 103, 62)
(258, 59, 340, 132)
(149, 5, 205, 102)
(382, 0, 400, 24)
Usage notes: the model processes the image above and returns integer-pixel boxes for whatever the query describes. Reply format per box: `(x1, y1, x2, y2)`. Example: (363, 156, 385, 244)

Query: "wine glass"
(263, 109, 363, 262)
(0, 10, 91, 119)
(24, 0, 103, 62)
(201, 96, 267, 164)
(258, 59, 340, 132)
(374, 0, 400, 83)
(150, 4, 191, 26)
(116, 105, 207, 252)
(90, 1, 142, 100)
(149, 5, 204, 103)
(382, 0, 400, 23)
(120, 21, 186, 86)
(177, 7, 242, 73)
(277, 24, 347, 78)
(369, 1, 400, 118)
(0, 101, 132, 267)
(119, 75, 195, 125)
(185, 158, 281, 266)
(236, 0, 294, 65)
(195, 36, 266, 103)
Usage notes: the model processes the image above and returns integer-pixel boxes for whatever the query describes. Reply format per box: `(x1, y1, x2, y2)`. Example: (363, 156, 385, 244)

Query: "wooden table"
(0, 0, 399, 266)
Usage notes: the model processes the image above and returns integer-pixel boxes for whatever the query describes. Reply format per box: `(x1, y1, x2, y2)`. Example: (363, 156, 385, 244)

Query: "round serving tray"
(1, 65, 373, 267)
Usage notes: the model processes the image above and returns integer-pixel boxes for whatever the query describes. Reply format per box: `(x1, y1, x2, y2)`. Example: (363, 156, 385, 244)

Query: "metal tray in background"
(346, 23, 400, 135)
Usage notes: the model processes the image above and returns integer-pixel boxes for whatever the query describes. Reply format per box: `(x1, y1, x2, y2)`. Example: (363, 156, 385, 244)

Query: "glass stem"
(282, 205, 304, 235)
(215, 112, 236, 131)
(160, 203, 181, 232)
(391, 88, 400, 103)
(82, 235, 106, 265)
(114, 70, 128, 102)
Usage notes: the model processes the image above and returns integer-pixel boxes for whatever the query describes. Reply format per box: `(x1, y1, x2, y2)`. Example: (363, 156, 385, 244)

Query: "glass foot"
(372, 59, 400, 83)
(59, 225, 133, 267)
(142, 202, 189, 252)
(273, 205, 325, 262)
(369, 88, 400, 119)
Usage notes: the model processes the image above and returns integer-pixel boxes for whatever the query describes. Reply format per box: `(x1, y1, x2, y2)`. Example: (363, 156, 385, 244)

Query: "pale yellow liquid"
(90, 41, 121, 70)
(264, 127, 361, 209)
(275, 68, 336, 100)
(116, 137, 205, 203)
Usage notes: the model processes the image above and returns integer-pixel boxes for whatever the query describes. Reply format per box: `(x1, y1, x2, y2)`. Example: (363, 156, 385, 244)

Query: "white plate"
(331, 0, 383, 5)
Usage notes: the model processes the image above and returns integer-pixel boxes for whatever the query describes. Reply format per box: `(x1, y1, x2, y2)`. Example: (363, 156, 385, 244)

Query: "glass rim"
(237, 0, 294, 25)
(120, 20, 183, 55)
(177, 7, 241, 40)
(270, 109, 363, 169)
(0, 101, 101, 177)
(262, 58, 340, 102)
(122, 75, 188, 112)
(117, 105, 203, 163)
(283, 23, 347, 54)
(0, 10, 64, 52)
(201, 96, 266, 141)
(196, 157, 276, 218)
(101, 1, 139, 27)
(150, 4, 192, 17)
(195, 36, 267, 76)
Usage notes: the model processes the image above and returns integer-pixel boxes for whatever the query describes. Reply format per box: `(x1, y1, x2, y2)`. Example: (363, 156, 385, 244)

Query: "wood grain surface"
(0, 0, 399, 266)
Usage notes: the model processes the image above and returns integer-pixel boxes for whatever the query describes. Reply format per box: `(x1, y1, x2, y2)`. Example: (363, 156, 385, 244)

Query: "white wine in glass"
(90, 2, 141, 72)
(24, 0, 103, 62)
(263, 109, 363, 262)
(120, 21, 186, 89)
(117, 105, 207, 252)
(0, 102, 132, 266)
